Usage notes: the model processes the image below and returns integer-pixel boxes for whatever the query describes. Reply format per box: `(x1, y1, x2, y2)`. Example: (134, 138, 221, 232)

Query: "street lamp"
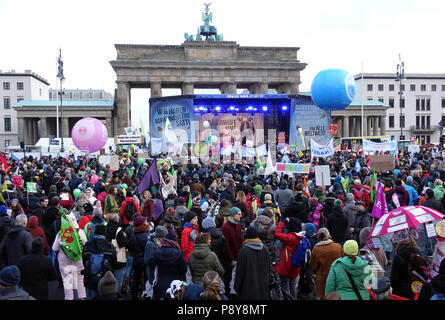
(56, 49, 65, 153)
(396, 55, 405, 141)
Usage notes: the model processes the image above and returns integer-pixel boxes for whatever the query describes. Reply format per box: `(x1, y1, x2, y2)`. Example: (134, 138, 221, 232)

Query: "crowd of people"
(0, 146, 444, 301)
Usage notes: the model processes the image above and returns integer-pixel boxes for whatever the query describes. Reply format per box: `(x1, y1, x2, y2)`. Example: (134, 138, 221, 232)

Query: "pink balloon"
(71, 117, 108, 153)
(90, 174, 99, 185)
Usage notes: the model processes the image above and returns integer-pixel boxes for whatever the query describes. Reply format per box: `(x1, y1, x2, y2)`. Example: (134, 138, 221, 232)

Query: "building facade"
(0, 70, 49, 151)
(354, 73, 445, 144)
(49, 88, 113, 101)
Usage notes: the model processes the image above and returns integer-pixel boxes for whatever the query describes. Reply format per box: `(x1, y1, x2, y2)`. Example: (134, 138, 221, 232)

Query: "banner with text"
(311, 138, 334, 159)
(276, 163, 311, 174)
(363, 139, 397, 152)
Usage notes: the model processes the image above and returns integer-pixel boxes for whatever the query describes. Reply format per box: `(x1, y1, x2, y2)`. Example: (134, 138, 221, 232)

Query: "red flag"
(0, 153, 8, 172)
(303, 175, 310, 199)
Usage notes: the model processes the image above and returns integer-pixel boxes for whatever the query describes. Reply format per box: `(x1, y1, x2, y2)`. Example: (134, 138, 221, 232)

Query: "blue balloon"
(311, 69, 356, 110)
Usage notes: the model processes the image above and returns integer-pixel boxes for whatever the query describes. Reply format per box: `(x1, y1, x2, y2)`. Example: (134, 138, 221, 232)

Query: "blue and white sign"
(310, 138, 334, 159)
(363, 139, 397, 152)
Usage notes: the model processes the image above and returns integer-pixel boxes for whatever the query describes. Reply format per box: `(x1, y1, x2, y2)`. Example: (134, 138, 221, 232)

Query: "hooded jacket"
(252, 215, 276, 251)
(0, 225, 33, 267)
(0, 286, 35, 300)
(273, 221, 304, 278)
(351, 209, 371, 243)
(181, 222, 200, 263)
(188, 243, 224, 284)
(148, 239, 188, 300)
(434, 184, 445, 201)
(234, 239, 270, 300)
(325, 256, 372, 300)
(390, 242, 421, 299)
(119, 197, 141, 225)
(326, 207, 348, 244)
(27, 216, 49, 255)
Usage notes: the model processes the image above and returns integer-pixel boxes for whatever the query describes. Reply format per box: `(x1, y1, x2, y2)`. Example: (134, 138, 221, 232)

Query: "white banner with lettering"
(363, 139, 397, 152)
(311, 138, 334, 159)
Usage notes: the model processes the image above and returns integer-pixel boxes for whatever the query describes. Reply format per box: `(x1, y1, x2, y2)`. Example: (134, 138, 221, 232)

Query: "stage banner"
(149, 97, 195, 143)
(276, 163, 311, 174)
(289, 99, 331, 149)
(363, 139, 397, 152)
(311, 138, 334, 159)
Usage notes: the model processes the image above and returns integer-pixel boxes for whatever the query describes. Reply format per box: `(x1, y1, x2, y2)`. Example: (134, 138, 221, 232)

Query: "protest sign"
(310, 138, 334, 159)
(26, 182, 38, 193)
(363, 139, 397, 152)
(276, 163, 311, 174)
(408, 144, 420, 153)
(369, 154, 394, 173)
(315, 165, 331, 186)
(109, 155, 120, 171)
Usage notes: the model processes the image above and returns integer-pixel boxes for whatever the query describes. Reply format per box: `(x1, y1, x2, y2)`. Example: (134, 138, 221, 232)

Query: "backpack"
(124, 200, 136, 221)
(291, 237, 311, 267)
(84, 252, 113, 289)
(431, 293, 445, 300)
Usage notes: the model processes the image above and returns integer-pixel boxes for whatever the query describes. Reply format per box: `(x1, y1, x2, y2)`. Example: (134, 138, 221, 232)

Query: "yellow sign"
(436, 221, 445, 238)
(411, 281, 423, 294)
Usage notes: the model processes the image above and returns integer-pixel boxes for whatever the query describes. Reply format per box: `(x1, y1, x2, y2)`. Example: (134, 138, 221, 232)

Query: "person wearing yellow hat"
(324, 240, 374, 300)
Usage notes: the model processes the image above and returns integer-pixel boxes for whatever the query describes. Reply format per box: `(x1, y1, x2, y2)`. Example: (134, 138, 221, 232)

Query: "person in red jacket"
(119, 196, 141, 229)
(221, 207, 243, 297)
(27, 215, 49, 256)
(181, 211, 200, 263)
(274, 217, 305, 299)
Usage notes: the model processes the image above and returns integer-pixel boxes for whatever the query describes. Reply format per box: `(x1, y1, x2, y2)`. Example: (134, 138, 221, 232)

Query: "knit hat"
(155, 226, 168, 238)
(133, 215, 146, 227)
(264, 193, 272, 201)
(83, 202, 94, 214)
(165, 232, 178, 242)
(346, 193, 355, 202)
(333, 199, 342, 208)
(244, 226, 258, 239)
(165, 199, 175, 209)
(262, 208, 274, 218)
(202, 216, 216, 230)
(305, 223, 316, 237)
(343, 240, 359, 256)
(359, 227, 372, 247)
(318, 227, 331, 241)
(192, 197, 201, 206)
(184, 211, 197, 223)
(373, 276, 391, 294)
(229, 207, 241, 217)
(288, 217, 302, 233)
(31, 237, 44, 254)
(309, 198, 318, 207)
(0, 205, 7, 216)
(97, 271, 117, 295)
(0, 265, 21, 287)
(354, 179, 361, 185)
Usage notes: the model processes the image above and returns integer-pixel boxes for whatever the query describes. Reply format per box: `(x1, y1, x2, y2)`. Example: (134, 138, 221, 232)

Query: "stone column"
(367, 116, 372, 136)
(344, 116, 350, 137)
(354, 117, 360, 137)
(373, 116, 378, 136)
(25, 118, 33, 145)
(259, 83, 269, 94)
(181, 82, 194, 95)
(32, 120, 38, 144)
(62, 117, 69, 138)
(18, 117, 24, 145)
(116, 81, 131, 135)
(289, 83, 299, 94)
(40, 117, 47, 138)
(277, 83, 291, 94)
(380, 116, 386, 135)
(227, 83, 237, 94)
(337, 117, 343, 137)
(106, 117, 113, 137)
(150, 81, 162, 97)
(249, 83, 260, 94)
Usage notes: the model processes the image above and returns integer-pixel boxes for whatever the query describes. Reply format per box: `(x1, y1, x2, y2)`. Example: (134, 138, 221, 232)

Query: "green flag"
(187, 193, 192, 210)
(342, 176, 350, 194)
(58, 209, 84, 262)
(370, 170, 377, 203)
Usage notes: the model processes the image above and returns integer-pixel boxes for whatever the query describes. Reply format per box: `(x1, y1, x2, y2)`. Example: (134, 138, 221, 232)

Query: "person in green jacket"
(104, 186, 120, 215)
(325, 240, 374, 300)
(433, 179, 445, 201)
(188, 233, 224, 284)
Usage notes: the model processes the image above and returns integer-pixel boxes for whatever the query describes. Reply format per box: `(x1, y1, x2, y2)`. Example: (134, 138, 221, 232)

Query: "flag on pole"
(371, 183, 388, 220)
(354, 159, 362, 172)
(137, 160, 160, 195)
(303, 175, 310, 199)
(264, 148, 276, 176)
(164, 117, 179, 153)
(58, 209, 84, 262)
(370, 170, 377, 203)
(342, 175, 350, 193)
(1, 181, 7, 193)
(0, 153, 8, 172)
(187, 193, 192, 210)
(298, 127, 306, 149)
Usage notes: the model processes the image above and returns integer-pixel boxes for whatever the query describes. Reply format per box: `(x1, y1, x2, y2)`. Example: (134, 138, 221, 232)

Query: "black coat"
(148, 242, 188, 300)
(352, 210, 371, 243)
(326, 207, 348, 244)
(41, 206, 60, 231)
(423, 198, 445, 214)
(0, 226, 33, 267)
(17, 252, 57, 300)
(390, 243, 420, 299)
(234, 241, 270, 300)
(129, 231, 150, 270)
(104, 220, 129, 269)
(0, 214, 15, 244)
(30, 204, 46, 226)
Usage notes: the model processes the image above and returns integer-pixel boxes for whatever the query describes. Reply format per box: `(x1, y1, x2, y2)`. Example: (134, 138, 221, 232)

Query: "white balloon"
(211, 135, 218, 143)
(203, 120, 210, 128)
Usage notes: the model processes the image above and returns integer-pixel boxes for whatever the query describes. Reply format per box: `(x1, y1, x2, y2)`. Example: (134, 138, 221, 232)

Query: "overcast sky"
(1, 0, 444, 128)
